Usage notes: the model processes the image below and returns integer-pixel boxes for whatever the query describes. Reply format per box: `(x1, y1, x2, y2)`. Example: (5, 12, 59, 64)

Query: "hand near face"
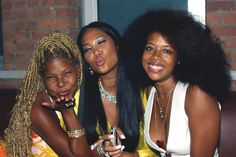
(40, 96, 75, 111)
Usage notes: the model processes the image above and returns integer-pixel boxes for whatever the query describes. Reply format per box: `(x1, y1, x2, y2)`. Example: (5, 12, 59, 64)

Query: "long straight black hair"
(77, 21, 144, 151)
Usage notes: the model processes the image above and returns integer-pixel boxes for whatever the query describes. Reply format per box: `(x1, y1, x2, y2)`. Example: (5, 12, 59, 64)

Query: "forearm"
(61, 109, 90, 157)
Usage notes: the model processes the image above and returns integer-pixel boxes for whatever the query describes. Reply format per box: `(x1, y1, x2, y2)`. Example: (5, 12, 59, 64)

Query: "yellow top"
(31, 90, 158, 157)
(131, 91, 158, 156)
(31, 91, 80, 157)
(96, 91, 158, 157)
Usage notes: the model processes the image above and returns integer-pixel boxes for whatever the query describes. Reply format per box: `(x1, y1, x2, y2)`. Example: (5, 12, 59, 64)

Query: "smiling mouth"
(148, 64, 164, 73)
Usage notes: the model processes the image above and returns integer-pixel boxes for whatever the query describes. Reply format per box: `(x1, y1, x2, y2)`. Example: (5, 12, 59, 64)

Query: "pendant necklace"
(156, 85, 175, 121)
(154, 84, 175, 156)
(98, 79, 117, 104)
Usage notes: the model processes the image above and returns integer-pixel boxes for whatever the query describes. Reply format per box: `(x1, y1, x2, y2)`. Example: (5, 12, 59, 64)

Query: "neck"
(154, 79, 176, 99)
(100, 75, 117, 94)
(98, 78, 117, 104)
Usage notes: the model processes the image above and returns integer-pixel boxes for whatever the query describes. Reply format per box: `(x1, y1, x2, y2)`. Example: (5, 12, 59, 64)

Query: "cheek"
(108, 45, 118, 57)
(44, 81, 55, 91)
(70, 72, 79, 83)
(105, 47, 118, 65)
(84, 52, 92, 61)
(84, 53, 92, 64)
(142, 54, 148, 67)
(111, 52, 118, 63)
(167, 57, 177, 69)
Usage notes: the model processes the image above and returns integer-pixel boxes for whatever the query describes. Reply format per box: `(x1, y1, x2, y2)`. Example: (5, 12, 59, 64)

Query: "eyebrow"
(146, 42, 172, 47)
(82, 35, 106, 47)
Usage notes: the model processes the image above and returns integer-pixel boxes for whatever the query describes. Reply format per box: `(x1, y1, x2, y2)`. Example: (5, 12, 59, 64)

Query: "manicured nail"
(120, 134, 126, 139)
(90, 139, 103, 150)
(90, 143, 97, 150)
(108, 135, 115, 138)
(121, 145, 125, 150)
(115, 145, 122, 149)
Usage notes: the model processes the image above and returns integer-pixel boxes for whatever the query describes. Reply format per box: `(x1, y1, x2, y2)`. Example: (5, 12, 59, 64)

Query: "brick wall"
(0, 0, 236, 90)
(1, 0, 80, 70)
(206, 0, 236, 90)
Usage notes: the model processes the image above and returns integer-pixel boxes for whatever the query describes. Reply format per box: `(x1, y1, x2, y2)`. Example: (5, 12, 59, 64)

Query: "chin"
(147, 73, 160, 80)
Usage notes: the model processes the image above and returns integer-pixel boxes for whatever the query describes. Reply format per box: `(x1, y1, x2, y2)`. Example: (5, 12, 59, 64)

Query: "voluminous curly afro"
(124, 9, 231, 103)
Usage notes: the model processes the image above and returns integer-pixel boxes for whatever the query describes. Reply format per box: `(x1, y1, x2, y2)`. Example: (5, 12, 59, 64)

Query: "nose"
(151, 51, 161, 61)
(93, 47, 101, 56)
(57, 77, 66, 88)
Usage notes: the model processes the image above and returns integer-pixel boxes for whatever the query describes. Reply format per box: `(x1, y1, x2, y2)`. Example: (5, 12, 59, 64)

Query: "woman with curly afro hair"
(124, 10, 231, 157)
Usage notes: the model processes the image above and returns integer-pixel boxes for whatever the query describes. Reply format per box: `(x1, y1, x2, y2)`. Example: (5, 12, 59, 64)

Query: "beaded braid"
(4, 32, 83, 157)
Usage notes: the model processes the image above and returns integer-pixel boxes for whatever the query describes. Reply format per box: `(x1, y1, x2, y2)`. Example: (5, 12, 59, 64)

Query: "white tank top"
(144, 82, 219, 157)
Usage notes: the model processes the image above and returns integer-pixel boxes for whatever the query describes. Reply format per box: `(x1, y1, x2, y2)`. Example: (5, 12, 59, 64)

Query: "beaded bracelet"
(67, 128, 85, 139)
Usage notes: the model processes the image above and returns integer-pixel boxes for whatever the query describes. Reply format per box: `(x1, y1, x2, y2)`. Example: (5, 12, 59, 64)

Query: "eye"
(163, 49, 171, 54)
(97, 38, 106, 45)
(162, 48, 174, 54)
(83, 47, 92, 53)
(144, 45, 154, 51)
(45, 75, 55, 81)
(64, 70, 73, 76)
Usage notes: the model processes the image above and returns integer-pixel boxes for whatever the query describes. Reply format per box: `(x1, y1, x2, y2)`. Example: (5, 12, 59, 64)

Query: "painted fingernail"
(120, 134, 126, 139)
(121, 145, 125, 150)
(108, 135, 115, 138)
(90, 143, 98, 150)
(115, 145, 122, 149)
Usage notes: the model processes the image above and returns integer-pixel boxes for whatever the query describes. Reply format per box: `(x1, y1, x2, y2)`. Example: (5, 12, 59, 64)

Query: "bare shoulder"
(31, 91, 49, 114)
(185, 85, 220, 116)
(30, 91, 58, 130)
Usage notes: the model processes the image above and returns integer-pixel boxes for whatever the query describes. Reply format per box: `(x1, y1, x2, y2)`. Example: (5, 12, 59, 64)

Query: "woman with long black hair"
(77, 21, 157, 157)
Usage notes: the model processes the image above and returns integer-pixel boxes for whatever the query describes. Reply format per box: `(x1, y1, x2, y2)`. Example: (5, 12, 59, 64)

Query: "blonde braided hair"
(4, 32, 83, 157)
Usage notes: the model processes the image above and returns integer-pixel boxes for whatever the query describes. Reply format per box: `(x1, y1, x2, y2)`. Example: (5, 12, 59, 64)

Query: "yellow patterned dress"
(0, 91, 80, 157)
(0, 139, 6, 157)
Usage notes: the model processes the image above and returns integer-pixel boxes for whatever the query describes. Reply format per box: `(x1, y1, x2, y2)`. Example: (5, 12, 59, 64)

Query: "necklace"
(154, 84, 175, 149)
(156, 85, 175, 120)
(154, 103, 165, 148)
(98, 79, 117, 104)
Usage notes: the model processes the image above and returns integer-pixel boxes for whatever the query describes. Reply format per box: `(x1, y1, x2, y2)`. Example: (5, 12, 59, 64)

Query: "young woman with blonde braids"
(1, 32, 90, 157)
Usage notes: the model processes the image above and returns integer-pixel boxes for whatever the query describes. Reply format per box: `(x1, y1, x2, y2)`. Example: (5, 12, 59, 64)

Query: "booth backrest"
(219, 91, 236, 157)
(0, 89, 17, 136)
(0, 89, 235, 157)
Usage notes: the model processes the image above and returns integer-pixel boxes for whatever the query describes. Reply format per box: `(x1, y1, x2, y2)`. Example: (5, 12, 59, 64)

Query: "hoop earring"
(89, 67, 94, 75)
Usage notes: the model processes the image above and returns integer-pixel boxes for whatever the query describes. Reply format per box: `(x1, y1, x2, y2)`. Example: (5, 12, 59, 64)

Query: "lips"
(95, 57, 105, 66)
(148, 64, 164, 73)
(58, 90, 70, 97)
